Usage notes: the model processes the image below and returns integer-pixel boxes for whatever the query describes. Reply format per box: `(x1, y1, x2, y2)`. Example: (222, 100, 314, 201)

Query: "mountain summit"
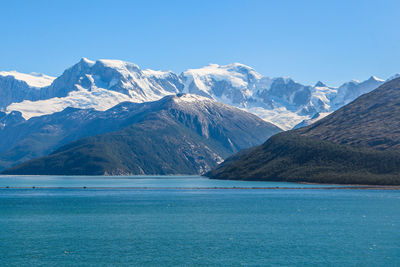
(0, 58, 391, 129)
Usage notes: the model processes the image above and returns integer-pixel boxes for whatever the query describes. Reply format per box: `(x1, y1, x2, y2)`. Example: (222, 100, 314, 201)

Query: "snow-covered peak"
(185, 62, 262, 79)
(5, 58, 182, 119)
(331, 75, 385, 110)
(96, 59, 141, 73)
(80, 57, 95, 66)
(0, 71, 55, 87)
(314, 81, 328, 87)
(368, 75, 384, 82)
(223, 63, 263, 78)
(142, 69, 175, 78)
(348, 79, 360, 85)
(173, 93, 212, 103)
(181, 62, 267, 108)
(1, 57, 394, 130)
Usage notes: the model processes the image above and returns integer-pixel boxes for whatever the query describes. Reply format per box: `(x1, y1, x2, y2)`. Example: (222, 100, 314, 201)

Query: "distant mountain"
(296, 77, 400, 150)
(4, 58, 183, 119)
(292, 112, 331, 129)
(179, 64, 386, 129)
(207, 78, 400, 185)
(0, 71, 55, 108)
(0, 104, 143, 170)
(2, 94, 281, 175)
(1, 58, 392, 129)
(0, 111, 25, 131)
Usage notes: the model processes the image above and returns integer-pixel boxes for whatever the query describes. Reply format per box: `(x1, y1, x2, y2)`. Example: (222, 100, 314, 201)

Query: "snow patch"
(81, 57, 95, 66)
(173, 94, 212, 103)
(0, 71, 55, 87)
(6, 86, 132, 119)
(246, 106, 309, 131)
(142, 69, 174, 78)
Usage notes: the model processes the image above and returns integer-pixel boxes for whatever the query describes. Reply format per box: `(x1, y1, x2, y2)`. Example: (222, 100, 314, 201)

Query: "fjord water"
(0, 175, 338, 188)
(0, 176, 399, 266)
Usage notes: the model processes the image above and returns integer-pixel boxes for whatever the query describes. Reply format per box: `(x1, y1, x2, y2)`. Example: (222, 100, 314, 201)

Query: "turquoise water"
(0, 176, 399, 266)
(0, 175, 339, 188)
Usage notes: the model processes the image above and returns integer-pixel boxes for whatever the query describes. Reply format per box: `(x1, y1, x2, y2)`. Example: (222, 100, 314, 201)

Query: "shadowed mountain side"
(296, 78, 400, 150)
(207, 78, 400, 185)
(3, 120, 226, 175)
(2, 94, 281, 175)
(207, 133, 400, 185)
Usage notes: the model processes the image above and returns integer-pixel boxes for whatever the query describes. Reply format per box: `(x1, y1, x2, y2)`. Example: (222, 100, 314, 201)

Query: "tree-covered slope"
(208, 132, 400, 185)
(3, 94, 281, 175)
(296, 77, 400, 150)
(207, 78, 400, 185)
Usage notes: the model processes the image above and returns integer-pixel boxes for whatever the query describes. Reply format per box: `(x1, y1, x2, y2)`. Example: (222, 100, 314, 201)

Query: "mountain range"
(1, 58, 399, 178)
(207, 77, 400, 185)
(1, 58, 394, 130)
(1, 94, 280, 175)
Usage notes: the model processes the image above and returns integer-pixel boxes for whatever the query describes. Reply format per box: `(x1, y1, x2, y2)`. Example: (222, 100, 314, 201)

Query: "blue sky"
(1, 0, 399, 86)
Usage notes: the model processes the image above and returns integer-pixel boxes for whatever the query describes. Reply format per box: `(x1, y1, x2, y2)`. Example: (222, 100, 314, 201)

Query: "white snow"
(1, 58, 389, 130)
(173, 94, 212, 103)
(246, 106, 309, 131)
(98, 59, 140, 75)
(182, 63, 261, 95)
(6, 86, 132, 119)
(4, 58, 180, 119)
(370, 75, 385, 82)
(0, 71, 55, 87)
(81, 57, 95, 66)
(142, 69, 174, 78)
(294, 112, 332, 129)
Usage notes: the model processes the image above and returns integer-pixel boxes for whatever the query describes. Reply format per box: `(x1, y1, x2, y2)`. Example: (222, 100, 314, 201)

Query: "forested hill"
(207, 78, 400, 185)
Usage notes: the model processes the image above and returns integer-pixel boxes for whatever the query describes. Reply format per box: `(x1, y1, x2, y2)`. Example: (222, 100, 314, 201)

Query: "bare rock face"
(0, 75, 41, 108)
(1, 58, 388, 129)
(0, 94, 281, 174)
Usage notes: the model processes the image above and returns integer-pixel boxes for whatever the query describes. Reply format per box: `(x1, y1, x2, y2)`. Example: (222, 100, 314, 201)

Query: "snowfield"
(0, 71, 55, 88)
(1, 58, 393, 129)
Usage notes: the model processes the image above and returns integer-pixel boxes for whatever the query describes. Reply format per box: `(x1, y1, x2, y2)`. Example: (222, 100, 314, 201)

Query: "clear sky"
(1, 0, 399, 86)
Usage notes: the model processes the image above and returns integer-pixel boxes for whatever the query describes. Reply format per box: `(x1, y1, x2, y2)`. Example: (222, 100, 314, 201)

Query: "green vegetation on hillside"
(208, 132, 400, 185)
(1, 94, 281, 175)
(3, 119, 229, 175)
(296, 78, 400, 150)
(208, 78, 400, 185)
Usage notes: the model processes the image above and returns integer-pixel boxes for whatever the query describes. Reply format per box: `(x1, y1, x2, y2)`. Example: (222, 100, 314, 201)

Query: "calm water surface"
(0, 176, 399, 266)
(0, 175, 338, 188)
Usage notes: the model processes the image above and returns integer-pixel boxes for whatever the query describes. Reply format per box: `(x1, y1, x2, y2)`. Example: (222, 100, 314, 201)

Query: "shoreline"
(1, 186, 400, 190)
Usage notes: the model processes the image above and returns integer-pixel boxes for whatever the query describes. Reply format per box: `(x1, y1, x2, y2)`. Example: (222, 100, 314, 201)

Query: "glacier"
(0, 58, 393, 129)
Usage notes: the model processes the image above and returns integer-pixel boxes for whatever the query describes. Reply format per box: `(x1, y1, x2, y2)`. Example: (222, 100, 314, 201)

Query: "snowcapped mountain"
(0, 93, 281, 173)
(0, 111, 24, 130)
(0, 58, 391, 129)
(0, 71, 55, 109)
(207, 77, 400, 185)
(181, 64, 386, 129)
(330, 76, 385, 110)
(0, 71, 55, 87)
(5, 58, 183, 119)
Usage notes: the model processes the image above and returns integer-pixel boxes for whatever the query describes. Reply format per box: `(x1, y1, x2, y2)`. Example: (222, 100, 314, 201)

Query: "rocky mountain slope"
(1, 94, 281, 175)
(0, 71, 55, 108)
(3, 58, 183, 119)
(1, 58, 391, 129)
(207, 78, 400, 185)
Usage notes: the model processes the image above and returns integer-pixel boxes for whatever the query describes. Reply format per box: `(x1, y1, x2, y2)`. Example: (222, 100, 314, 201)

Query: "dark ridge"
(207, 78, 400, 185)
